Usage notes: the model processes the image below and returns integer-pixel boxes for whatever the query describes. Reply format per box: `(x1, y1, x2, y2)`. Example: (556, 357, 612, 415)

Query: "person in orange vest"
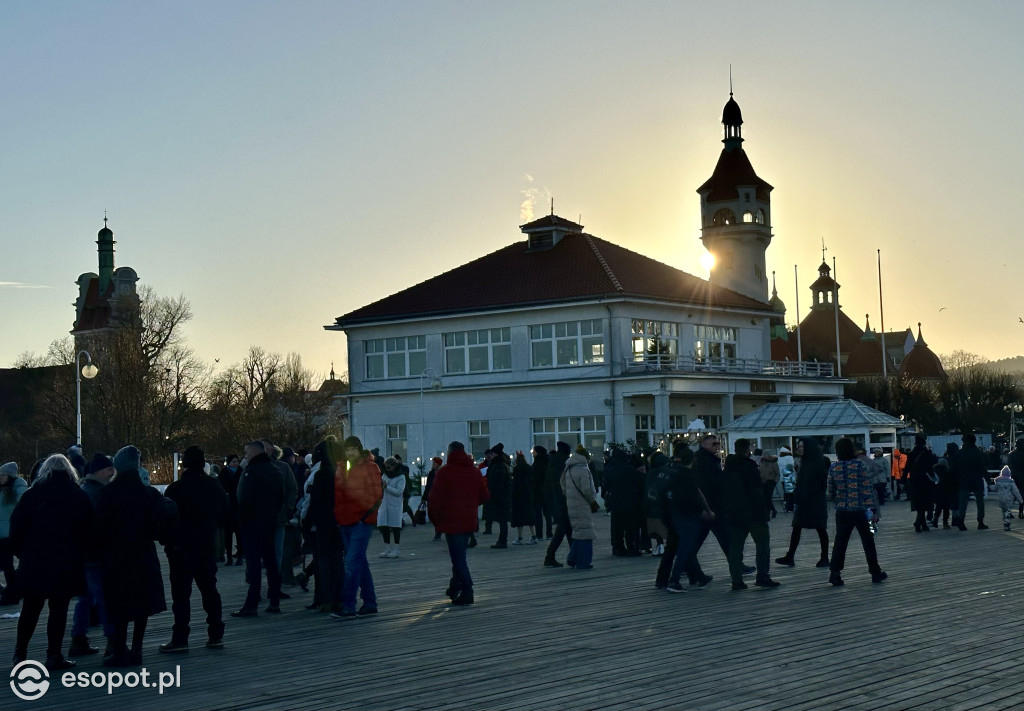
(891, 447, 908, 501)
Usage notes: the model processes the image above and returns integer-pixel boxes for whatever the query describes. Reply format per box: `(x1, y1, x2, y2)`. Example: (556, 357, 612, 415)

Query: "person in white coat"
(378, 458, 407, 558)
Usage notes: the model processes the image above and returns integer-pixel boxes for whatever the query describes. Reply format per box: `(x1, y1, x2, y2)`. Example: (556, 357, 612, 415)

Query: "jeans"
(167, 547, 223, 643)
(243, 522, 281, 609)
(71, 565, 113, 638)
(567, 539, 593, 568)
(668, 515, 704, 584)
(957, 487, 986, 524)
(339, 522, 376, 613)
(830, 509, 882, 575)
(445, 533, 472, 597)
(728, 522, 771, 583)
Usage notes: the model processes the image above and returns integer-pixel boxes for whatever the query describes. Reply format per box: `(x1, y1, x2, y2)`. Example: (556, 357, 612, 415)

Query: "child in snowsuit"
(994, 466, 1023, 531)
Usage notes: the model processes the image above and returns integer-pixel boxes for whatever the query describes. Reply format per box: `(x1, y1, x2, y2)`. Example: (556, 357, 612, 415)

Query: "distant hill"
(989, 355, 1024, 374)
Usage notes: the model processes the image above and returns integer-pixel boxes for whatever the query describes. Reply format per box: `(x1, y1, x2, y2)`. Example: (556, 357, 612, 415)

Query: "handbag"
(413, 501, 427, 526)
(569, 473, 600, 514)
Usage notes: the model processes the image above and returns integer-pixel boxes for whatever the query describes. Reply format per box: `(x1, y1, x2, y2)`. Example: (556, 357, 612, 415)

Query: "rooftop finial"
(104, 210, 108, 228)
(729, 64, 733, 96)
(821, 237, 827, 263)
(771, 270, 777, 295)
(330, 362, 335, 380)
(550, 197, 554, 216)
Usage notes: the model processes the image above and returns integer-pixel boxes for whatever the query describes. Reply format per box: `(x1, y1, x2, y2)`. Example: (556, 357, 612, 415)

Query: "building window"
(756, 209, 766, 224)
(742, 211, 754, 223)
(468, 420, 490, 461)
(668, 415, 687, 431)
(695, 325, 737, 362)
(530, 319, 605, 368)
(631, 320, 679, 364)
(712, 208, 735, 226)
(531, 416, 606, 454)
(365, 336, 426, 380)
(444, 328, 511, 374)
(386, 424, 408, 459)
(635, 415, 655, 447)
(695, 415, 723, 430)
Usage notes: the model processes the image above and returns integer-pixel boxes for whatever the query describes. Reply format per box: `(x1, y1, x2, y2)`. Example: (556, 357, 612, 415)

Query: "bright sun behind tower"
(700, 251, 715, 272)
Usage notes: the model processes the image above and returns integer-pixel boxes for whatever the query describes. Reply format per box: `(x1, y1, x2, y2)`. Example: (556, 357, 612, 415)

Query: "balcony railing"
(624, 355, 836, 378)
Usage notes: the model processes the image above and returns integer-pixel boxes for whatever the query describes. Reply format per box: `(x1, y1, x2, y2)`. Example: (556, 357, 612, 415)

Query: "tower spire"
(729, 63, 733, 96)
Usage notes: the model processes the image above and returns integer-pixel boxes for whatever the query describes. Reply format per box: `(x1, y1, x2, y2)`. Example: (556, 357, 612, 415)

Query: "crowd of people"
(3, 430, 1022, 671)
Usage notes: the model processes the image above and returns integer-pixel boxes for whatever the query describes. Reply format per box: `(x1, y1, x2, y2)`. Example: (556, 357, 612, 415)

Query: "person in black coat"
(775, 438, 830, 567)
(542, 442, 572, 567)
(531, 446, 552, 539)
(235, 441, 286, 615)
(218, 454, 244, 565)
(933, 443, 958, 529)
(906, 435, 938, 532)
(10, 454, 93, 670)
(510, 451, 536, 543)
(722, 439, 779, 590)
(160, 446, 228, 653)
(603, 447, 643, 556)
(96, 446, 178, 667)
(954, 433, 989, 530)
(305, 439, 342, 613)
(483, 444, 513, 548)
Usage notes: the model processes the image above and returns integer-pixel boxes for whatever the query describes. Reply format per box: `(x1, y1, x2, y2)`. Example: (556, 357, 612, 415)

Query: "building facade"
(327, 95, 847, 463)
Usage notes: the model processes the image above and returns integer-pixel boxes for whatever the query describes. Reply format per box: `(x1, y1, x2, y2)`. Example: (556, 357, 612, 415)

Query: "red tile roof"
(696, 147, 773, 202)
(846, 334, 896, 377)
(900, 326, 946, 380)
(333, 230, 772, 327)
(71, 277, 113, 333)
(783, 308, 864, 365)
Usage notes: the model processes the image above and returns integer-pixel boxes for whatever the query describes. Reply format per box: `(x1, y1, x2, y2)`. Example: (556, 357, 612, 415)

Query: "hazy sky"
(3, 1, 1023, 380)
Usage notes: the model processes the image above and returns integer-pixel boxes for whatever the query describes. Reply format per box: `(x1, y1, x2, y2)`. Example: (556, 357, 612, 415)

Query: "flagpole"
(833, 256, 842, 378)
(794, 264, 802, 366)
(877, 249, 888, 379)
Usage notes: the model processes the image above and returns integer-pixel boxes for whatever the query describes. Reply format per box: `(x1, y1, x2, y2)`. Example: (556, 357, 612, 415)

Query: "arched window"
(712, 209, 736, 226)
(756, 209, 766, 224)
(742, 211, 754, 223)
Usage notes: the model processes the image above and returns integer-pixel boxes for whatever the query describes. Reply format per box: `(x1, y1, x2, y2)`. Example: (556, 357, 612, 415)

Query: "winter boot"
(68, 634, 99, 657)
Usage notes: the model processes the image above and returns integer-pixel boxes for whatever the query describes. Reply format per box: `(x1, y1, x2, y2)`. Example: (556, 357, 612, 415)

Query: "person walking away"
(933, 444, 958, 529)
(994, 467, 1023, 530)
(891, 447, 908, 501)
(332, 436, 383, 619)
(483, 443, 512, 548)
(262, 440, 298, 589)
(0, 461, 28, 607)
(96, 446, 178, 667)
(661, 445, 716, 593)
(906, 435, 938, 532)
(218, 455, 244, 566)
(233, 441, 286, 617)
(868, 449, 889, 506)
(543, 442, 572, 567)
(377, 457, 407, 558)
(954, 433, 989, 531)
(159, 446, 228, 654)
(9, 455, 93, 670)
(776, 438, 830, 568)
(1007, 438, 1024, 519)
(561, 446, 599, 569)
(429, 442, 491, 605)
(604, 445, 641, 556)
(827, 437, 885, 586)
(510, 451, 537, 544)
(723, 439, 779, 590)
(301, 439, 343, 612)
(531, 446, 552, 539)
(68, 454, 116, 657)
(645, 450, 673, 555)
(758, 451, 780, 519)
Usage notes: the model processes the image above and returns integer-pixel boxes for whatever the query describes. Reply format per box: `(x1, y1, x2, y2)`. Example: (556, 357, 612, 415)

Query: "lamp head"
(81, 363, 98, 379)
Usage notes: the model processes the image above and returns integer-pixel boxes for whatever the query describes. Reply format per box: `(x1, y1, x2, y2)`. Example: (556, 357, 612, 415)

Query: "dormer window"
(528, 232, 555, 251)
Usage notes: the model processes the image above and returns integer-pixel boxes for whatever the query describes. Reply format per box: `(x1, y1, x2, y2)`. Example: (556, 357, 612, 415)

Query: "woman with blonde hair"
(10, 454, 93, 669)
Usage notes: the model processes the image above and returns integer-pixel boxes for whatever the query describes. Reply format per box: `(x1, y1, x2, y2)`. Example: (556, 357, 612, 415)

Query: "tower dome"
(846, 315, 894, 377)
(900, 323, 946, 380)
(722, 95, 743, 128)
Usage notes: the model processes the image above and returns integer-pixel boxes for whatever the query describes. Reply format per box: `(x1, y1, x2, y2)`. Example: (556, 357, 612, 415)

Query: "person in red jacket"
(331, 436, 383, 619)
(429, 441, 490, 606)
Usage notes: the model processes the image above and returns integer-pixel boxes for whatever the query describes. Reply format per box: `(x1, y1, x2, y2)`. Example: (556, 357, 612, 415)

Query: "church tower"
(698, 91, 773, 302)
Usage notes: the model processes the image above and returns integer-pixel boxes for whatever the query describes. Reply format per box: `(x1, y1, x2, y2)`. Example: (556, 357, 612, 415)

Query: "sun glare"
(700, 252, 715, 272)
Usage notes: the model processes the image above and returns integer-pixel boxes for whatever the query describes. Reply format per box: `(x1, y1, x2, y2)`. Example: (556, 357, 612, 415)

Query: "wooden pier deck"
(6, 500, 1024, 711)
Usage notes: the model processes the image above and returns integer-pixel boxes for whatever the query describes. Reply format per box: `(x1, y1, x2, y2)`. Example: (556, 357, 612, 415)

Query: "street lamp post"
(419, 368, 442, 465)
(76, 350, 99, 447)
(1005, 403, 1022, 446)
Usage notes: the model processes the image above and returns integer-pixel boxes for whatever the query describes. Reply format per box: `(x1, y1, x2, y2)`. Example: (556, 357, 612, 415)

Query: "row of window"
(365, 320, 739, 380)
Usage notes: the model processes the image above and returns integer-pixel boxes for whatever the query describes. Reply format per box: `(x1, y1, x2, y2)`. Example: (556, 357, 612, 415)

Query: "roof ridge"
(583, 234, 623, 293)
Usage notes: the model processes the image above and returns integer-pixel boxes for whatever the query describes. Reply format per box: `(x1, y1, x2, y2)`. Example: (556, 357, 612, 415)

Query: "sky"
(3, 1, 1023, 380)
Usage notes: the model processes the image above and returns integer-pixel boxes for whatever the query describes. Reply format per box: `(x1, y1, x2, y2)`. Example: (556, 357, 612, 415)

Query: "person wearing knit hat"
(994, 466, 1023, 531)
(159, 445, 228, 653)
(95, 446, 178, 667)
(68, 452, 116, 656)
(1, 461, 28, 607)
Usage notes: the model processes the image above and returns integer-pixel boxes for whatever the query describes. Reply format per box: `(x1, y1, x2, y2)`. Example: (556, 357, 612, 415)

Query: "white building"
(326, 94, 847, 463)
